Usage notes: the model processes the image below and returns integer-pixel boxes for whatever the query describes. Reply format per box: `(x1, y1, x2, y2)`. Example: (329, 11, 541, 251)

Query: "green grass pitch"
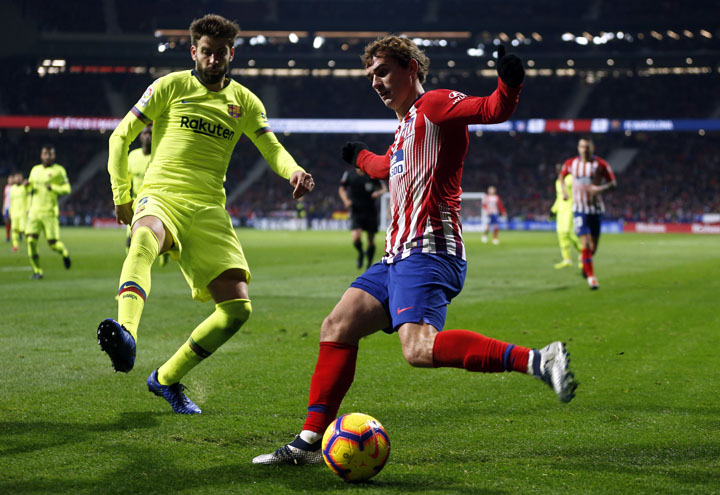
(1, 228, 718, 494)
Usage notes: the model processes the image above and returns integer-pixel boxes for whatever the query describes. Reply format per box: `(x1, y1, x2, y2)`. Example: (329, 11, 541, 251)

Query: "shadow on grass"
(0, 459, 507, 495)
(0, 426, 506, 495)
(0, 411, 159, 457)
(539, 443, 720, 486)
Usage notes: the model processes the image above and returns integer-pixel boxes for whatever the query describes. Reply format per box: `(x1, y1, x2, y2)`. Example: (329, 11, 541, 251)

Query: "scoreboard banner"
(1, 116, 719, 133)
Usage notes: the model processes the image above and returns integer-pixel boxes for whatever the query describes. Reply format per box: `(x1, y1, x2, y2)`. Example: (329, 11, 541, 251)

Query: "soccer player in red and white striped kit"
(253, 36, 578, 465)
(482, 185, 507, 244)
(559, 137, 617, 289)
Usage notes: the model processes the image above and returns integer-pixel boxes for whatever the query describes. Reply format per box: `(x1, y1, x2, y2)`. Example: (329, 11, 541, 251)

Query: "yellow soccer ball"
(321, 413, 390, 482)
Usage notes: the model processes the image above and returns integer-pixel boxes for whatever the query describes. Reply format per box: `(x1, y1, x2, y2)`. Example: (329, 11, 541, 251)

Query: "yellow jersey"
(108, 70, 303, 207)
(27, 163, 71, 216)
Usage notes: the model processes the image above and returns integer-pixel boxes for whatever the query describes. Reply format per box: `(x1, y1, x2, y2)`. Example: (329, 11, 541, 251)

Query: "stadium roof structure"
(3, 0, 719, 72)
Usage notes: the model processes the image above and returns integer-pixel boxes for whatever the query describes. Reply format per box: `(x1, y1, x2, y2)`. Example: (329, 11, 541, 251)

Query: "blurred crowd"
(3, 70, 719, 121)
(2, 129, 718, 226)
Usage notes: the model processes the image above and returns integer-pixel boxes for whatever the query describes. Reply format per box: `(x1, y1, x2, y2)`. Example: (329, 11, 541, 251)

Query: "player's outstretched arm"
(341, 142, 368, 166)
(496, 45, 525, 88)
(290, 170, 315, 199)
(342, 142, 391, 180)
(108, 111, 147, 206)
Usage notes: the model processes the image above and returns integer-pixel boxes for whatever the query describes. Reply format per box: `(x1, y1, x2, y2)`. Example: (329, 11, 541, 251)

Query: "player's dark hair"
(578, 136, 594, 145)
(41, 143, 55, 151)
(361, 36, 430, 84)
(189, 14, 240, 48)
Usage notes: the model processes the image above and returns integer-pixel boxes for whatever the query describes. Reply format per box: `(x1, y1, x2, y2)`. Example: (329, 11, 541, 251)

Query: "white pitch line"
(0, 266, 33, 272)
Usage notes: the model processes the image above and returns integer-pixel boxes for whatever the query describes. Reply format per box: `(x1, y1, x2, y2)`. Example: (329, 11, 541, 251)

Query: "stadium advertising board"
(2, 116, 719, 133)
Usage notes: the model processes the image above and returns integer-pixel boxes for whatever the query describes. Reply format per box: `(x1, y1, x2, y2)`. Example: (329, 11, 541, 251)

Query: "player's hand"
(496, 45, 524, 88)
(341, 142, 369, 166)
(290, 170, 315, 199)
(115, 202, 134, 225)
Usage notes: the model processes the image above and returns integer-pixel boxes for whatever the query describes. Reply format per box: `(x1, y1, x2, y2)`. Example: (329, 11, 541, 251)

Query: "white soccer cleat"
(481, 235, 488, 243)
(492, 238, 499, 245)
(252, 436, 323, 465)
(587, 276, 599, 290)
(532, 341, 577, 403)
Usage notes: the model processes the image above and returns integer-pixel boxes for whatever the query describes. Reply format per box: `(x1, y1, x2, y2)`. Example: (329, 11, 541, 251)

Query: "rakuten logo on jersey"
(180, 116, 235, 140)
(448, 91, 467, 105)
(390, 149, 405, 179)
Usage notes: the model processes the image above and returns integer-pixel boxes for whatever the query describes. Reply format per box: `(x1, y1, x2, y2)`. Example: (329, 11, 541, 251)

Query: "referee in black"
(338, 167, 387, 269)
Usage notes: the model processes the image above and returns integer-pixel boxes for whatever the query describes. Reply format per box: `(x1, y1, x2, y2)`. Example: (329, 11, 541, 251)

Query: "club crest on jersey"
(138, 86, 154, 107)
(448, 91, 467, 105)
(390, 149, 405, 179)
(399, 116, 415, 139)
(135, 196, 149, 213)
(227, 104, 243, 118)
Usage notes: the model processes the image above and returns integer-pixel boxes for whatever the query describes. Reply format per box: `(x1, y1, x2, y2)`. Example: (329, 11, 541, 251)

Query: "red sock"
(582, 246, 594, 277)
(493, 227, 499, 239)
(5, 221, 10, 240)
(432, 330, 529, 373)
(302, 341, 358, 434)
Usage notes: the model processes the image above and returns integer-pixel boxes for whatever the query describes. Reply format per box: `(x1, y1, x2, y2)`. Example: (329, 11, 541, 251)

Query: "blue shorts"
(350, 253, 467, 333)
(488, 214, 500, 226)
(574, 212, 601, 238)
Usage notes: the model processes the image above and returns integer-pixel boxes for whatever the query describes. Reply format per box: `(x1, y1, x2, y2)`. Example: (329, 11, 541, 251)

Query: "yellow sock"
(158, 299, 252, 385)
(11, 230, 19, 249)
(27, 236, 42, 273)
(559, 232, 572, 261)
(49, 240, 69, 257)
(117, 227, 158, 341)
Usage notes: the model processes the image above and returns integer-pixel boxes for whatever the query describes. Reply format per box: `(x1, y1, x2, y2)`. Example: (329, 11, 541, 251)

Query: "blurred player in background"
(9, 173, 28, 252)
(338, 167, 387, 269)
(559, 137, 616, 289)
(481, 185, 506, 245)
(551, 163, 582, 269)
(98, 14, 315, 414)
(26, 145, 72, 279)
(3, 176, 10, 242)
(254, 37, 576, 466)
(125, 125, 170, 266)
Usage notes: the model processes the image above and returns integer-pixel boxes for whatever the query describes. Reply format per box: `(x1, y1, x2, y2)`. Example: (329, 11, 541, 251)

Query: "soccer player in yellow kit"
(26, 145, 72, 279)
(97, 14, 315, 414)
(9, 173, 28, 252)
(551, 165, 582, 269)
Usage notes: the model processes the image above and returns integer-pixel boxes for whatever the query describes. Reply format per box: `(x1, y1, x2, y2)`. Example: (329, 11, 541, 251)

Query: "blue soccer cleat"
(97, 318, 136, 373)
(147, 369, 201, 414)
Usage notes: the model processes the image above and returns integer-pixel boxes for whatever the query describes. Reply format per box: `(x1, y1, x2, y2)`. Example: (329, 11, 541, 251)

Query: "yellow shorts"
(132, 193, 250, 302)
(25, 213, 60, 239)
(10, 212, 26, 232)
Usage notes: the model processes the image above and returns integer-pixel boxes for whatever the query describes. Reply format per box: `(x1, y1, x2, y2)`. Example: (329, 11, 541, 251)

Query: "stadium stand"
(1, 0, 718, 228)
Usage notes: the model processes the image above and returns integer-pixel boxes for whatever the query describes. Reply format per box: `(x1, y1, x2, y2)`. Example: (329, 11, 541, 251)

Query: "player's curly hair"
(361, 36, 430, 84)
(189, 14, 240, 48)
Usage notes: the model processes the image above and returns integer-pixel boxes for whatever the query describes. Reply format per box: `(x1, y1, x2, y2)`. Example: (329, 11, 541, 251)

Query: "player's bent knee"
(217, 298, 252, 336)
(320, 312, 356, 342)
(401, 343, 431, 367)
(398, 324, 436, 368)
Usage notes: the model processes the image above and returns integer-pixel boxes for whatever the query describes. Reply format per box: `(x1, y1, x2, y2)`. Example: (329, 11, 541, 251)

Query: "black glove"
(341, 142, 369, 166)
(496, 45, 524, 88)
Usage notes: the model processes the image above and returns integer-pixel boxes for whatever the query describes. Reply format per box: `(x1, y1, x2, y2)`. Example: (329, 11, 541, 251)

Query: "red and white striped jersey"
(482, 194, 506, 216)
(560, 156, 615, 214)
(356, 78, 520, 263)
